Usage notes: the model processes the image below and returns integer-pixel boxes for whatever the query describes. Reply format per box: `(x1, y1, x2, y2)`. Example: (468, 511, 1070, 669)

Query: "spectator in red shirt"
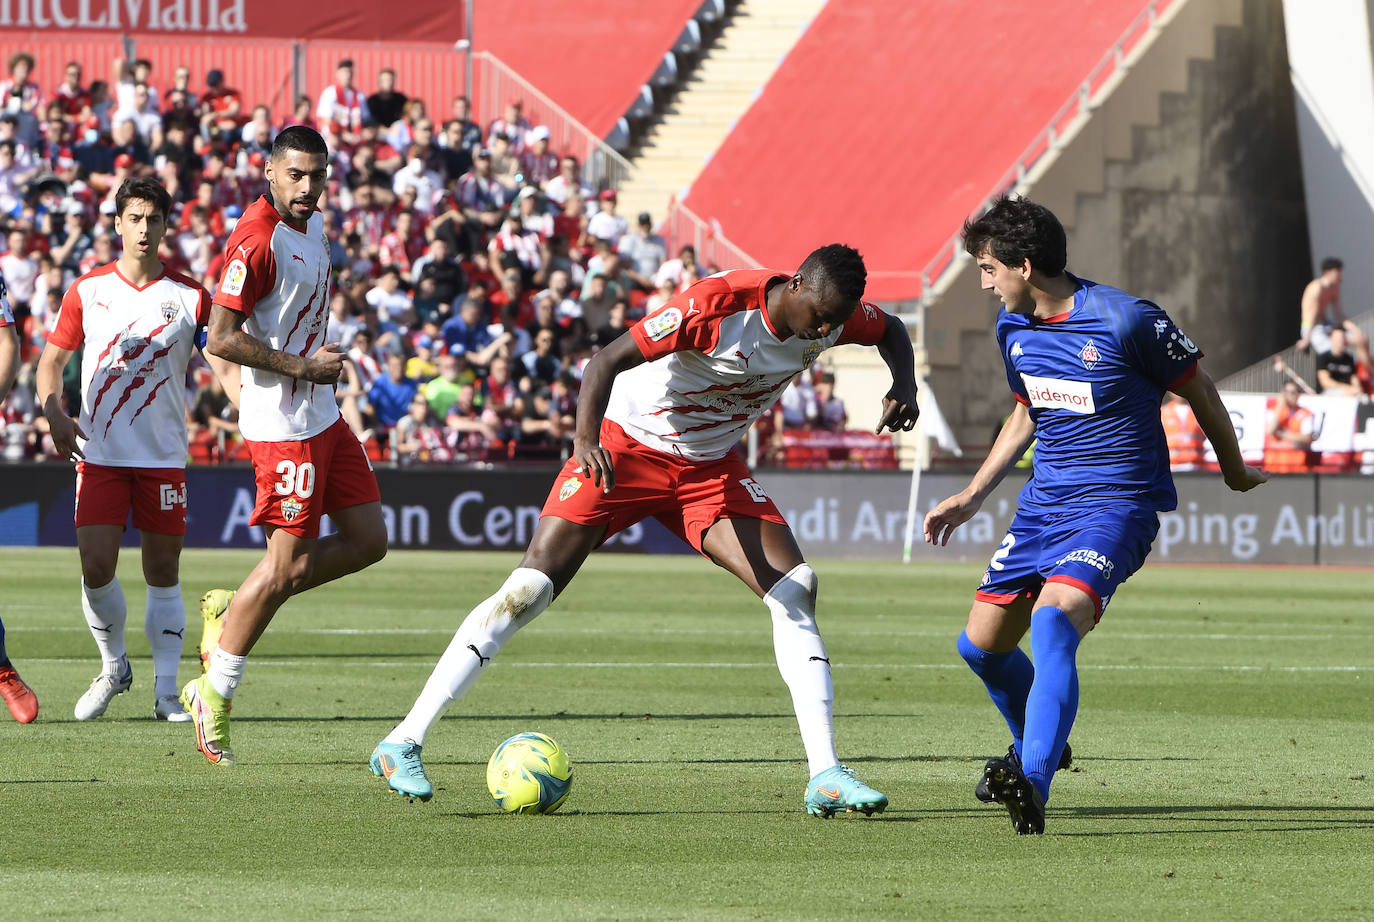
(54, 61, 90, 119)
(198, 69, 243, 143)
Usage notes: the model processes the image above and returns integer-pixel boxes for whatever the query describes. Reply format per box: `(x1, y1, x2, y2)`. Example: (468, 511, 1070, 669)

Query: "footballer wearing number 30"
(370, 244, 920, 816)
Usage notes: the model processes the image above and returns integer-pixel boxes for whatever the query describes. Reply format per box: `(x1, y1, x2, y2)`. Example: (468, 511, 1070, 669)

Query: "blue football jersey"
(995, 274, 1202, 512)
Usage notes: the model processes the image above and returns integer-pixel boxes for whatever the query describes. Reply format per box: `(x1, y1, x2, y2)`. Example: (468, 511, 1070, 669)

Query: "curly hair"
(962, 196, 1067, 276)
(799, 243, 866, 304)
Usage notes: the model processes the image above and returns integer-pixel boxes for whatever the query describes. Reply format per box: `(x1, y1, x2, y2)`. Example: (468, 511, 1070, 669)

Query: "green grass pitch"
(1, 548, 1370, 919)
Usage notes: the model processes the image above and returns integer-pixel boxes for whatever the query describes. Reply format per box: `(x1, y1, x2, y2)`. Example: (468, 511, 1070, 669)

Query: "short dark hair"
(114, 177, 172, 220)
(962, 196, 1067, 276)
(270, 125, 328, 162)
(1320, 256, 1343, 273)
(799, 243, 867, 304)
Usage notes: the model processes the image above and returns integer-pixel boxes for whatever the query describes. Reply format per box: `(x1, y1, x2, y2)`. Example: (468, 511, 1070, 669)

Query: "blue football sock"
(957, 630, 1035, 749)
(0, 613, 9, 667)
(1022, 606, 1082, 803)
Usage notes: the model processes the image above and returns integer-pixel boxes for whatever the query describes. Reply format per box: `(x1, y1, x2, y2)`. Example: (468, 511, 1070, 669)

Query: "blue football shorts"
(974, 503, 1161, 620)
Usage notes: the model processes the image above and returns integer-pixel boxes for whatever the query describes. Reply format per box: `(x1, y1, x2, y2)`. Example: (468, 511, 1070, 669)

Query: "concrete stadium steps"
(920, 0, 1311, 447)
(615, 0, 826, 227)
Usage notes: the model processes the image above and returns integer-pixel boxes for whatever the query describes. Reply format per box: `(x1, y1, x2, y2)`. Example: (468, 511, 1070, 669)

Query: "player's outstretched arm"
(1171, 366, 1267, 492)
(35, 342, 85, 461)
(571, 332, 646, 492)
(924, 402, 1034, 546)
(0, 324, 18, 403)
(874, 312, 919, 433)
(206, 303, 343, 385)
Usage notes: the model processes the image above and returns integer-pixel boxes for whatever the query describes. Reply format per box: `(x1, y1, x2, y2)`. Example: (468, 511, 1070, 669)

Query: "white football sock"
(144, 584, 186, 698)
(385, 567, 554, 746)
(765, 563, 839, 777)
(207, 646, 247, 700)
(82, 578, 128, 670)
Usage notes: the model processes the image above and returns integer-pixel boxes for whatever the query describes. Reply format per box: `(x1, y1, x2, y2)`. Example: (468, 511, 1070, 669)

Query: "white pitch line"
(17, 657, 1367, 673)
(8, 624, 1371, 643)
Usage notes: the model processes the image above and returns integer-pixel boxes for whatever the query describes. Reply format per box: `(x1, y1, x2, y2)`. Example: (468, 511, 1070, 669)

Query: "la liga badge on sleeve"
(222, 259, 248, 297)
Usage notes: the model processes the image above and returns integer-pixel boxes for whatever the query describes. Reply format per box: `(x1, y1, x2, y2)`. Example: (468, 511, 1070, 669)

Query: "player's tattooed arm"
(206, 303, 343, 385)
(571, 332, 647, 492)
(874, 312, 919, 434)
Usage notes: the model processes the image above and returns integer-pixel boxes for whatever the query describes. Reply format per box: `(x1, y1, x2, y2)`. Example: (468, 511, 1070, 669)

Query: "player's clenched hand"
(573, 437, 615, 492)
(302, 343, 345, 385)
(1224, 465, 1268, 492)
(875, 387, 919, 434)
(46, 411, 86, 461)
(923, 489, 982, 546)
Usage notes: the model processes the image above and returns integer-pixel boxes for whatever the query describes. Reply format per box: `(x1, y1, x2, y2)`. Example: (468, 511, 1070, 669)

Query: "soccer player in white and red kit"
(36, 177, 231, 723)
(181, 126, 388, 766)
(371, 245, 920, 815)
(0, 268, 39, 724)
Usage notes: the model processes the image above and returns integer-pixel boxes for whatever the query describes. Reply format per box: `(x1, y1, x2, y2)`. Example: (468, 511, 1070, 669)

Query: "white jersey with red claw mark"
(215, 194, 338, 441)
(48, 262, 211, 467)
(608, 268, 887, 461)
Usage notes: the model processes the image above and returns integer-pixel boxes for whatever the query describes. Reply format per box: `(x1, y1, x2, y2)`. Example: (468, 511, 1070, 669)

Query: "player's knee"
(357, 529, 388, 567)
(764, 563, 818, 620)
(486, 568, 555, 630)
(80, 558, 117, 590)
(268, 556, 315, 598)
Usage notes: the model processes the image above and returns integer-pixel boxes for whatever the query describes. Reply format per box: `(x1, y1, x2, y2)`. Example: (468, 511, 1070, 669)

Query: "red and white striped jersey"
(215, 195, 338, 441)
(48, 262, 211, 468)
(608, 269, 888, 461)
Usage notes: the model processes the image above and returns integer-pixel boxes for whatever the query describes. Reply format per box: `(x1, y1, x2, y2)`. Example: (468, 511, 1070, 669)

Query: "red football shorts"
(244, 417, 381, 538)
(541, 420, 787, 554)
(74, 463, 188, 535)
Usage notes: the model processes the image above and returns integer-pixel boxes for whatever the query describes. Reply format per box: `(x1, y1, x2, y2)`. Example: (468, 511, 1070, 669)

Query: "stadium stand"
(473, 0, 706, 140)
(674, 0, 1154, 301)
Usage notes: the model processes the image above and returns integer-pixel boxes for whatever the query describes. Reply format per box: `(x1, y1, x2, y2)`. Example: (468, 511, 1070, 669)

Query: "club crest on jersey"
(222, 259, 247, 297)
(160, 300, 179, 323)
(280, 497, 303, 522)
(643, 307, 682, 342)
(1078, 339, 1101, 371)
(559, 475, 583, 501)
(801, 343, 824, 369)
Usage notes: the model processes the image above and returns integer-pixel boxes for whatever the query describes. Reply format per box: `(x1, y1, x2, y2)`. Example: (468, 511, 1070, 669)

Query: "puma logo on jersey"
(734, 349, 755, 367)
(235, 244, 254, 259)
(686, 298, 699, 317)
(291, 254, 306, 264)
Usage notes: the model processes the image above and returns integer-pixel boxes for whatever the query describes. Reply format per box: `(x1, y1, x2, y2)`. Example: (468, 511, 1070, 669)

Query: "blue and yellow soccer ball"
(486, 732, 572, 814)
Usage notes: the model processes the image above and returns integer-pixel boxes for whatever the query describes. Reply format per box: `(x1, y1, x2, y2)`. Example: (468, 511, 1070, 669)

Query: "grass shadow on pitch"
(1051, 803, 1374, 837)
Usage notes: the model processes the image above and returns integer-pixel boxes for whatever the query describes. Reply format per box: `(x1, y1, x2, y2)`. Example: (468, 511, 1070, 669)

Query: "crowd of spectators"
(0, 50, 760, 466)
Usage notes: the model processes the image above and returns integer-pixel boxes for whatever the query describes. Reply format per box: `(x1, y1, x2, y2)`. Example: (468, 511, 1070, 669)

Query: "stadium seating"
(473, 0, 706, 138)
(676, 0, 1152, 301)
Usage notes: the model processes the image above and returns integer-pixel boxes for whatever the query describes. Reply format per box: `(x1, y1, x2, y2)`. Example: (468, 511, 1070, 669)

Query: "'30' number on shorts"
(274, 460, 316, 498)
(988, 532, 1016, 571)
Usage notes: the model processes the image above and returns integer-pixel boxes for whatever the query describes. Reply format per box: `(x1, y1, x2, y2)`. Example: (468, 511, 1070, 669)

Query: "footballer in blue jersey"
(925, 197, 1266, 835)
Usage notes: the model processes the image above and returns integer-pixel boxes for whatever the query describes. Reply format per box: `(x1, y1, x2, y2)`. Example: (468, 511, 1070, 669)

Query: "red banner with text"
(0, 0, 465, 42)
